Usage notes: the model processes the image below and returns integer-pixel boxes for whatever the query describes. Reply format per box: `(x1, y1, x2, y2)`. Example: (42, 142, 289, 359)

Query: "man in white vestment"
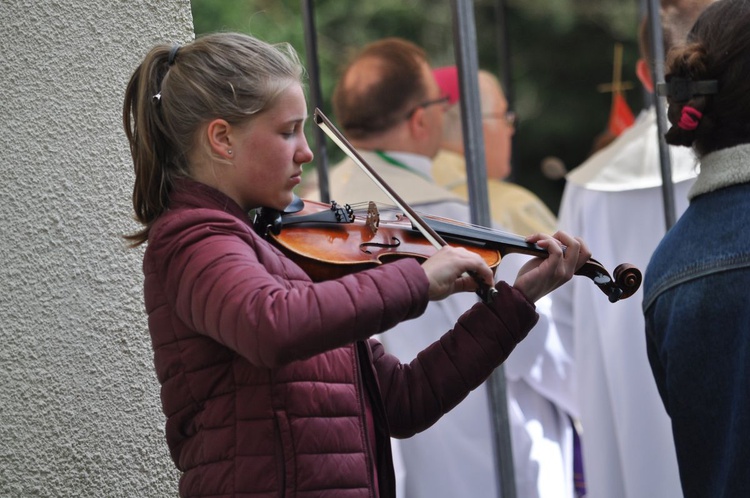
(550, 2, 713, 497)
(319, 36, 577, 498)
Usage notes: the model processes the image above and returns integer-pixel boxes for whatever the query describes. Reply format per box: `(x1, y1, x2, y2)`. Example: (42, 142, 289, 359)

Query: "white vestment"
(319, 149, 575, 498)
(552, 108, 698, 498)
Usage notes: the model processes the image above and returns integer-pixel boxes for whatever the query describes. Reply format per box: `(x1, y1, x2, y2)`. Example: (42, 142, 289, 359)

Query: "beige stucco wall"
(0, 1, 194, 495)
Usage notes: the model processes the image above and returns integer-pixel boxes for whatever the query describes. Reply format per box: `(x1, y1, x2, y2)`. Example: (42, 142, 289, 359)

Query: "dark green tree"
(191, 0, 642, 212)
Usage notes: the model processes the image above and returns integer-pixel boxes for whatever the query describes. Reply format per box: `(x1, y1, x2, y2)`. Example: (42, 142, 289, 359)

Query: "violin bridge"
(366, 201, 380, 235)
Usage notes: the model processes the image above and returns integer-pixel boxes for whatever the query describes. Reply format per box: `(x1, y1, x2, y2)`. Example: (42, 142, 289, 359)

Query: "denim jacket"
(643, 143, 750, 498)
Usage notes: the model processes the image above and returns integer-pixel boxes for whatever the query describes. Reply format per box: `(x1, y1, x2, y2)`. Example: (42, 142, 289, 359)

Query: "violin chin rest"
(283, 195, 305, 214)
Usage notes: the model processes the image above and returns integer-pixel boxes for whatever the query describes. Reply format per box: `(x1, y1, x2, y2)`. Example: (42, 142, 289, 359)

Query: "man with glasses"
(322, 37, 577, 498)
(327, 37, 461, 210)
(432, 66, 557, 237)
(325, 38, 485, 498)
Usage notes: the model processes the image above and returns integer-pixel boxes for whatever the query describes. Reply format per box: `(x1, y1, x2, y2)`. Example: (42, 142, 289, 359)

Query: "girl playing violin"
(122, 32, 590, 498)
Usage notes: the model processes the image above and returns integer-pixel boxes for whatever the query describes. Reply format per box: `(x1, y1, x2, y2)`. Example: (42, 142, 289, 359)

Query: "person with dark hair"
(325, 37, 581, 498)
(644, 0, 750, 495)
(549, 1, 715, 497)
(122, 32, 589, 498)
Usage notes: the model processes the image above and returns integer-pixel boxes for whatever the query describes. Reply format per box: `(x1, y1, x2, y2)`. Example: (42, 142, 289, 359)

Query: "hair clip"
(655, 77, 718, 102)
(678, 105, 702, 131)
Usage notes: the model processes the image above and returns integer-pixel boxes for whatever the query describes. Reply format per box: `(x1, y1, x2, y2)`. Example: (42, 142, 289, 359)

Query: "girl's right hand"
(420, 246, 495, 301)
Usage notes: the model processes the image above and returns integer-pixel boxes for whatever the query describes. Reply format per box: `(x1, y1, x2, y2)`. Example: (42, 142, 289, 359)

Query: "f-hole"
(360, 237, 401, 255)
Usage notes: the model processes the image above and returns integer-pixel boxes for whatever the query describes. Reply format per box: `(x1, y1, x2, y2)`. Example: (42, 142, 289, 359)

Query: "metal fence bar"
(301, 0, 330, 203)
(645, 0, 677, 230)
(493, 0, 517, 181)
(451, 0, 516, 496)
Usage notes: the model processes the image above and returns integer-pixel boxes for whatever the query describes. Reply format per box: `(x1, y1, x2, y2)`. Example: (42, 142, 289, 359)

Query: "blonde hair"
(122, 33, 304, 245)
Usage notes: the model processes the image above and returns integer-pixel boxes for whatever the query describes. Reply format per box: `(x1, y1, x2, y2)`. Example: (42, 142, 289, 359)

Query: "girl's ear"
(206, 118, 234, 160)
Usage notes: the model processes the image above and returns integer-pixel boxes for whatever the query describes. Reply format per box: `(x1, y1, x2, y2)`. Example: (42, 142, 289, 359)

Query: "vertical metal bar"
(301, 0, 330, 203)
(451, 1, 516, 497)
(493, 0, 517, 181)
(639, 0, 652, 111)
(494, 0, 514, 107)
(451, 0, 492, 228)
(645, 0, 677, 230)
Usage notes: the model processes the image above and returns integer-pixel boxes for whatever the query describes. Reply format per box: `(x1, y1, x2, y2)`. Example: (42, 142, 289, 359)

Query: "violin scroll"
(574, 258, 642, 303)
(613, 263, 643, 301)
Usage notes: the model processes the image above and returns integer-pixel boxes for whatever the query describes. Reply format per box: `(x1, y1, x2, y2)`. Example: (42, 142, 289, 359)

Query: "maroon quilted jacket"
(143, 179, 538, 498)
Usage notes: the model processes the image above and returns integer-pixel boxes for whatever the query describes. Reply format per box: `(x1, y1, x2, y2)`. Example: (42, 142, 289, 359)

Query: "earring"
(227, 150, 233, 155)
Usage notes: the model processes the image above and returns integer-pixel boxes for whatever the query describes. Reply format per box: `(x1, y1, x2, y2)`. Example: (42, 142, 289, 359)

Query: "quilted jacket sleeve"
(146, 209, 430, 368)
(369, 281, 539, 437)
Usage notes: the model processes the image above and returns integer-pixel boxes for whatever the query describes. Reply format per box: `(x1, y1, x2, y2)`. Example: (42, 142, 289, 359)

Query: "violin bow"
(313, 108, 498, 303)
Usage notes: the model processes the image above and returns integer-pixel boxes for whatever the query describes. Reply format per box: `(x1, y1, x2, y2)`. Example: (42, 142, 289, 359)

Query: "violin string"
(346, 202, 527, 240)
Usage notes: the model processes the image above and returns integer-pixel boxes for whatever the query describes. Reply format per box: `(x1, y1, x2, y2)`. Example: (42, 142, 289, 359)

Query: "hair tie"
(168, 44, 180, 66)
(656, 77, 719, 102)
(678, 105, 702, 131)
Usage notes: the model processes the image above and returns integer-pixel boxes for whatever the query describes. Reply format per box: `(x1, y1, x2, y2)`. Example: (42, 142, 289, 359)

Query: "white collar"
(689, 143, 750, 200)
(379, 150, 434, 180)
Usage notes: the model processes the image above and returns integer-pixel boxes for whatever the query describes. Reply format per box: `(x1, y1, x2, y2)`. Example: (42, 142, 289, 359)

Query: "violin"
(253, 197, 642, 303)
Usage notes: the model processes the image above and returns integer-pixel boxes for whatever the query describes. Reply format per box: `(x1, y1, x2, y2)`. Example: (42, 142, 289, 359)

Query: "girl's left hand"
(512, 231, 591, 303)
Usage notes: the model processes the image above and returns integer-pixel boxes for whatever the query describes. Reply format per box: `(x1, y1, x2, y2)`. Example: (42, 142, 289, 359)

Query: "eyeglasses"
(482, 111, 518, 127)
(406, 95, 451, 118)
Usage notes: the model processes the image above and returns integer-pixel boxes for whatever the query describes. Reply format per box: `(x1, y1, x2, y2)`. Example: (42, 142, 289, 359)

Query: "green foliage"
(190, 0, 643, 212)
